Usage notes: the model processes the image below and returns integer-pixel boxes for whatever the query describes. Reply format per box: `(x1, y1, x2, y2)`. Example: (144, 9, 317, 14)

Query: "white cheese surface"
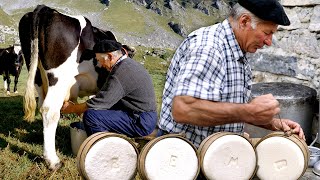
(256, 136, 305, 180)
(202, 135, 256, 180)
(84, 137, 137, 180)
(144, 137, 198, 180)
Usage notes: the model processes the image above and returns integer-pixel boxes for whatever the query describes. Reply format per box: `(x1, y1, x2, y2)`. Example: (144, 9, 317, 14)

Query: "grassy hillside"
(0, 0, 228, 49)
(0, 9, 15, 26)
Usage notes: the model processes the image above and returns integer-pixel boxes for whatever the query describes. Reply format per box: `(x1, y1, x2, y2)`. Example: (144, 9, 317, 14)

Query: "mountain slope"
(0, 0, 233, 49)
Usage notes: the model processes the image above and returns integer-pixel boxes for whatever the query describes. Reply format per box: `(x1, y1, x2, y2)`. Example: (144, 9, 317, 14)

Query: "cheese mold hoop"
(198, 132, 257, 180)
(254, 131, 309, 180)
(77, 132, 138, 180)
(138, 134, 200, 180)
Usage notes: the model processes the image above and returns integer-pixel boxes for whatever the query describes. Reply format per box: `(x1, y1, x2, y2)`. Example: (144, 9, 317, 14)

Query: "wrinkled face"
(95, 53, 112, 71)
(243, 21, 278, 53)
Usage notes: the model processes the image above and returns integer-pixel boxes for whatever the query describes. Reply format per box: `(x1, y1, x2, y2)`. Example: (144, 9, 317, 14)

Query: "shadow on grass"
(0, 136, 43, 163)
(0, 95, 74, 158)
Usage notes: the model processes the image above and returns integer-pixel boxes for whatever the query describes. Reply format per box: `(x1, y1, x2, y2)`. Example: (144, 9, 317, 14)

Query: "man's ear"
(239, 14, 251, 29)
(107, 53, 113, 61)
(100, 53, 109, 61)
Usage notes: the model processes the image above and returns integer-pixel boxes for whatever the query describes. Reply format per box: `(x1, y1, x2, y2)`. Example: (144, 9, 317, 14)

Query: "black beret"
(238, 0, 290, 26)
(93, 40, 122, 53)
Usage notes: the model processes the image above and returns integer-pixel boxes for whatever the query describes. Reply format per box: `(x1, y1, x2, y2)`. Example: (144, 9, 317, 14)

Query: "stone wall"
(248, 0, 320, 140)
(249, 0, 320, 91)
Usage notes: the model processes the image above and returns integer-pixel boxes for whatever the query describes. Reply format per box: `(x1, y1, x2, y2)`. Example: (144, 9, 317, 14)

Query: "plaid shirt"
(158, 19, 252, 147)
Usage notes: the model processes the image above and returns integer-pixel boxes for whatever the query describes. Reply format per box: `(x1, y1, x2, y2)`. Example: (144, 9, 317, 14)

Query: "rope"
(278, 114, 291, 137)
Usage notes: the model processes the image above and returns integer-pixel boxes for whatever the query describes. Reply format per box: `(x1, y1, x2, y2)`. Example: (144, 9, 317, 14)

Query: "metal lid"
(252, 82, 317, 100)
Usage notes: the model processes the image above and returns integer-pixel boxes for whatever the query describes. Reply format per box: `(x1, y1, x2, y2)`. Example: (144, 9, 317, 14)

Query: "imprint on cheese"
(111, 157, 120, 169)
(273, 159, 287, 171)
(169, 155, 178, 167)
(227, 156, 239, 167)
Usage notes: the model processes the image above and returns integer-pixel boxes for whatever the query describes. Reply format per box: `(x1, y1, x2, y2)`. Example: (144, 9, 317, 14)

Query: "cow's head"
(92, 27, 136, 58)
(92, 27, 117, 42)
(15, 50, 24, 72)
(5, 46, 15, 54)
(5, 46, 19, 64)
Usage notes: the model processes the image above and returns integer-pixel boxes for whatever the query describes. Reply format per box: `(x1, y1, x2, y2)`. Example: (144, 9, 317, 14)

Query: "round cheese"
(255, 136, 305, 180)
(202, 134, 256, 180)
(144, 137, 199, 180)
(84, 136, 137, 180)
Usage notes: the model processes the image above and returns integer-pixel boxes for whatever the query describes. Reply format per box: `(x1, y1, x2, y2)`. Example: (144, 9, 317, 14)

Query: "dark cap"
(93, 40, 122, 53)
(238, 0, 290, 26)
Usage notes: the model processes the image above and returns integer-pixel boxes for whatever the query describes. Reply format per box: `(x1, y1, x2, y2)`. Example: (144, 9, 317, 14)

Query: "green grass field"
(0, 46, 172, 179)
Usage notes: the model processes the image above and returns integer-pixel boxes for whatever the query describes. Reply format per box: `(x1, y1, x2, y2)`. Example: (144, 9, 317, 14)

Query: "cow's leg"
(3, 76, 7, 94)
(14, 75, 19, 93)
(4, 72, 10, 96)
(42, 110, 61, 170)
(41, 76, 76, 170)
(36, 85, 45, 108)
(41, 94, 63, 170)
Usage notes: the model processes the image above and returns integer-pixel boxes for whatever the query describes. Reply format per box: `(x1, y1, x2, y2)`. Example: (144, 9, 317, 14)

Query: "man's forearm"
(61, 102, 88, 115)
(73, 103, 88, 115)
(171, 94, 279, 127)
(172, 96, 246, 126)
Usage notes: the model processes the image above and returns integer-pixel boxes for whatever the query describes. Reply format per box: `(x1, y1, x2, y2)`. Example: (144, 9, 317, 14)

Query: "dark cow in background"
(0, 45, 24, 95)
(19, 4, 135, 170)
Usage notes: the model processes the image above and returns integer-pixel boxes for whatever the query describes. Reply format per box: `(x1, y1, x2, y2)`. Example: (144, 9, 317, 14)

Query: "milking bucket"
(254, 132, 309, 180)
(197, 132, 257, 180)
(138, 134, 199, 180)
(244, 82, 317, 144)
(77, 132, 139, 180)
(70, 121, 88, 156)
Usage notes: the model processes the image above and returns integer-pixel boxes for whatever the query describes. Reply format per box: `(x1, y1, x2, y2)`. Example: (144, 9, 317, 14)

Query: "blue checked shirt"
(158, 19, 252, 147)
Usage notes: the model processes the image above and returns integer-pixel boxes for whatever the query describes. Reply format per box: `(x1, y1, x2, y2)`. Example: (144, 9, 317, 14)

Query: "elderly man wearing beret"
(158, 0, 305, 147)
(61, 40, 157, 138)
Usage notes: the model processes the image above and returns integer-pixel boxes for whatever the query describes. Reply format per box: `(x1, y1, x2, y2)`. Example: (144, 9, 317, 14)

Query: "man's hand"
(244, 94, 280, 125)
(61, 101, 87, 116)
(61, 101, 75, 114)
(270, 118, 306, 140)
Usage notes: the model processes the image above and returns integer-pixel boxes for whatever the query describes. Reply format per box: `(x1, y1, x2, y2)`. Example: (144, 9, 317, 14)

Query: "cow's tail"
(23, 6, 43, 122)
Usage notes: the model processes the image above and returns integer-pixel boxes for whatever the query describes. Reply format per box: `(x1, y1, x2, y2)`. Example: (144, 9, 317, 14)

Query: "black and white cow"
(0, 45, 24, 95)
(19, 4, 135, 170)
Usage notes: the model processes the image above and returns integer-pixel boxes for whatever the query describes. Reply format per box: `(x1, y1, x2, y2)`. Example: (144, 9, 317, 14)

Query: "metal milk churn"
(244, 82, 317, 144)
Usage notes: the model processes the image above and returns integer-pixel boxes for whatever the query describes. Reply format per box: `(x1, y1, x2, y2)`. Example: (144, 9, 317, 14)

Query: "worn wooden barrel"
(77, 132, 139, 180)
(254, 131, 309, 180)
(138, 134, 200, 180)
(198, 132, 257, 180)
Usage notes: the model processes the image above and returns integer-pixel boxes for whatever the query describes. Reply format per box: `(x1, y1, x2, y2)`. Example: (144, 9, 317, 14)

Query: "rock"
(282, 0, 320, 6)
(149, 4, 162, 15)
(295, 7, 313, 23)
(126, 0, 147, 6)
(279, 7, 302, 30)
(277, 29, 320, 59)
(101, 0, 110, 6)
(309, 5, 320, 32)
(168, 21, 187, 37)
(248, 51, 298, 77)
